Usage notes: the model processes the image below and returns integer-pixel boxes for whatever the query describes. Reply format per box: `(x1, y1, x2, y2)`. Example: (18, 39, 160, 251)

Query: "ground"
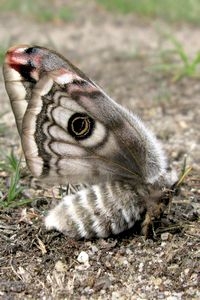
(0, 2, 199, 299)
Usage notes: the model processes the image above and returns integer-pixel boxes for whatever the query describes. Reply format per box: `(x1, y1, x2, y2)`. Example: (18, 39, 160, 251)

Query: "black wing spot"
(68, 113, 95, 140)
(19, 64, 37, 83)
(25, 47, 38, 54)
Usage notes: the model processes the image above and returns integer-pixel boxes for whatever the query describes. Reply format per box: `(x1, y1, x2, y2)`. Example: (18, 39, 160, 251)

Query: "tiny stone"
(190, 273, 198, 284)
(54, 260, 66, 272)
(91, 245, 98, 253)
(161, 232, 171, 241)
(84, 287, 93, 295)
(157, 293, 165, 299)
(112, 291, 122, 299)
(179, 120, 188, 129)
(77, 251, 89, 264)
(75, 264, 90, 271)
(138, 262, 144, 272)
(161, 242, 167, 247)
(186, 287, 198, 296)
(184, 268, 190, 276)
(117, 256, 127, 265)
(122, 259, 129, 266)
(168, 264, 179, 271)
(125, 248, 132, 255)
(164, 279, 172, 286)
(152, 277, 163, 286)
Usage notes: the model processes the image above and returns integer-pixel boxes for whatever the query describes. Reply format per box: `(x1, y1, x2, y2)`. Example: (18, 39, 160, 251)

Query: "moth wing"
(3, 45, 166, 185)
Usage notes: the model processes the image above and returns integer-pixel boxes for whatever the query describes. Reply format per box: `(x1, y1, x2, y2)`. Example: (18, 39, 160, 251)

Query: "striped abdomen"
(45, 181, 148, 239)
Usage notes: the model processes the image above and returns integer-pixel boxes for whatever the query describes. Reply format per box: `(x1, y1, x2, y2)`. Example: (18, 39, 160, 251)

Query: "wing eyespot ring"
(68, 112, 95, 140)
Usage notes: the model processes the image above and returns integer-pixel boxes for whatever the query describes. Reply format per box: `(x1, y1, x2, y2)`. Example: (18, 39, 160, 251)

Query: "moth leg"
(141, 188, 172, 238)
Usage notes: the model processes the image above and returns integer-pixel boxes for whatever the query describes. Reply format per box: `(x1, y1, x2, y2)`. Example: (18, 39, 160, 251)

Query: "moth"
(3, 45, 176, 239)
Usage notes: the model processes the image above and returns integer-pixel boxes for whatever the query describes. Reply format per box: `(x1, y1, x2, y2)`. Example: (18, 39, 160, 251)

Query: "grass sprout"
(96, 0, 200, 25)
(176, 156, 192, 187)
(0, 151, 32, 208)
(150, 36, 200, 81)
(0, 44, 9, 65)
(0, 0, 73, 23)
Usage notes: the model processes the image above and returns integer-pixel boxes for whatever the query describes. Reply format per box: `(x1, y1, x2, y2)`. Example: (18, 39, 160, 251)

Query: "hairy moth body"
(3, 45, 176, 239)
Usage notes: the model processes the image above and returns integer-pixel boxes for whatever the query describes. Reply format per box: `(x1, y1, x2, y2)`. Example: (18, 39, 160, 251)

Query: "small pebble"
(77, 251, 89, 264)
(125, 248, 132, 255)
(152, 277, 163, 286)
(138, 262, 144, 272)
(161, 232, 171, 241)
(166, 296, 178, 300)
(91, 245, 98, 253)
(54, 260, 66, 272)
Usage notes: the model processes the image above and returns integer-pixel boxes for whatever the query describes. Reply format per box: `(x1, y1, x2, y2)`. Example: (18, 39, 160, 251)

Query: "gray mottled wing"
(3, 45, 166, 185)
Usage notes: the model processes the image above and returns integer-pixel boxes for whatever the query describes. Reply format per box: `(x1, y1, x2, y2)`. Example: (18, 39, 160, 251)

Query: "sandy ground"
(0, 2, 199, 299)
